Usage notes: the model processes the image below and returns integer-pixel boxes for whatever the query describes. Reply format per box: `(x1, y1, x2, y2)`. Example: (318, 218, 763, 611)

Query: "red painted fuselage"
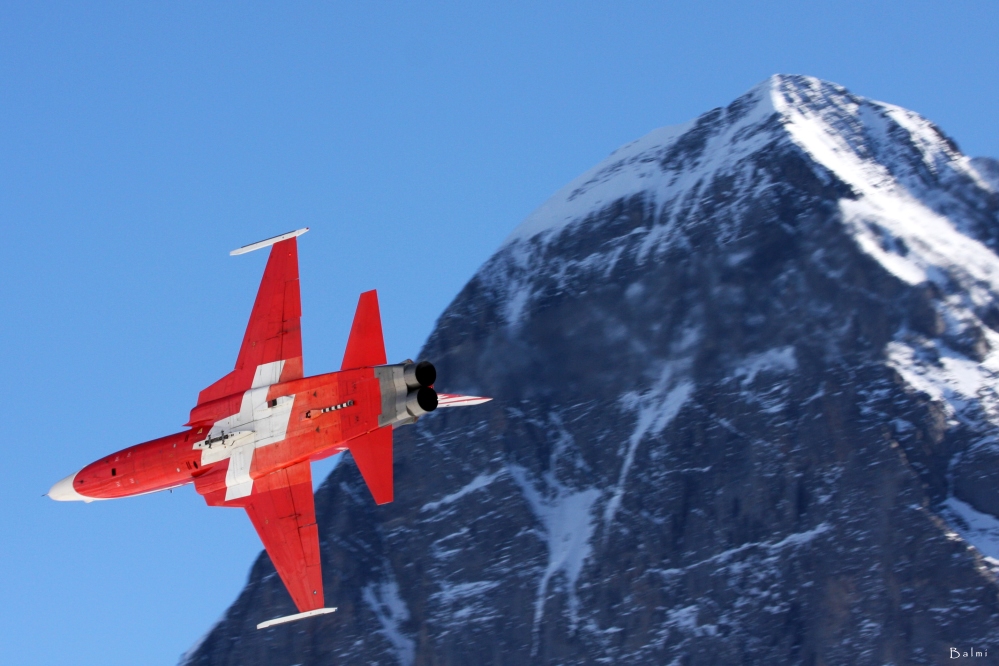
(72, 368, 380, 504)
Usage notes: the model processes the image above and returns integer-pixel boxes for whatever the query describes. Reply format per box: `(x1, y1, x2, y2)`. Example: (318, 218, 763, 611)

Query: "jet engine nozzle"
(406, 387, 438, 417)
(375, 362, 439, 426)
(403, 361, 437, 389)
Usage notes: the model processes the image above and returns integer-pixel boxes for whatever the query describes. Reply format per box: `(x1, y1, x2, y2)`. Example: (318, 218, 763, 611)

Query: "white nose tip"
(48, 473, 91, 502)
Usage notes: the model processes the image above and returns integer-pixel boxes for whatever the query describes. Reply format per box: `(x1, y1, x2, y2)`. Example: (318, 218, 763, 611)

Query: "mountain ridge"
(508, 74, 994, 249)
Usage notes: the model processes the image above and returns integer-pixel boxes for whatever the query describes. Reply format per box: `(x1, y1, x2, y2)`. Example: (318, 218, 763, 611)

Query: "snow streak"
(362, 575, 416, 666)
(605, 368, 694, 530)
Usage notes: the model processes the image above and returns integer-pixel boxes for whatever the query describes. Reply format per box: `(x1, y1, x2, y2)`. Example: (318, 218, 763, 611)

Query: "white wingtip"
(230, 228, 310, 256)
(256, 607, 336, 630)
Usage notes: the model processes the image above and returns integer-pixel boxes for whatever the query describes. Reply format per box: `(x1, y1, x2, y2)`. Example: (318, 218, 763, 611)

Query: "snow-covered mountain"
(183, 75, 999, 665)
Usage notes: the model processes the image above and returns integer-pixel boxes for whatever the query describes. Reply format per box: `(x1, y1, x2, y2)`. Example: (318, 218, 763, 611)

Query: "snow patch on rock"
(428, 580, 501, 627)
(511, 463, 600, 648)
(734, 346, 798, 386)
(362, 577, 415, 666)
(605, 367, 694, 529)
(941, 496, 999, 572)
(421, 469, 507, 513)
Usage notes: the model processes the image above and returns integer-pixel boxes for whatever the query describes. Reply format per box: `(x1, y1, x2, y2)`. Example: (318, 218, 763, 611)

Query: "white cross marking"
(193, 361, 296, 500)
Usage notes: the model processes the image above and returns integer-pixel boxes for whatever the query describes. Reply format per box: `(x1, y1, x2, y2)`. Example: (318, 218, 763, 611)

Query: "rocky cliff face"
(182, 75, 999, 665)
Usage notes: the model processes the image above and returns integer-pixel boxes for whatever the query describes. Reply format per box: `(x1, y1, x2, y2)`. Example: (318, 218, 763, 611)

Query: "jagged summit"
(508, 74, 991, 250)
(185, 78, 999, 666)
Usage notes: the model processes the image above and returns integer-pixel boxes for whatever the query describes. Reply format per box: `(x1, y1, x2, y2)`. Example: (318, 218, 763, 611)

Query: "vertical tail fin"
(341, 290, 387, 370)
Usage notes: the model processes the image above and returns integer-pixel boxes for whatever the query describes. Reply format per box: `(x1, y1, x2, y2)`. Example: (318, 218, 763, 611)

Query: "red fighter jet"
(48, 228, 490, 629)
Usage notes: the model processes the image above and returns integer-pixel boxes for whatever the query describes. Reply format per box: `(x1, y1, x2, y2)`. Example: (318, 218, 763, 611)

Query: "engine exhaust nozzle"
(406, 387, 438, 417)
(404, 361, 437, 389)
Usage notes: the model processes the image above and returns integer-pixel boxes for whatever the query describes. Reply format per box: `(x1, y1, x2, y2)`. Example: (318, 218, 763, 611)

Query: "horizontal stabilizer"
(257, 607, 337, 630)
(348, 426, 394, 504)
(436, 393, 492, 408)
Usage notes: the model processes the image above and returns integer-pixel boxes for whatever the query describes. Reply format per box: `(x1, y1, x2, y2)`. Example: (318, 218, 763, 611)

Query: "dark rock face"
(182, 76, 999, 665)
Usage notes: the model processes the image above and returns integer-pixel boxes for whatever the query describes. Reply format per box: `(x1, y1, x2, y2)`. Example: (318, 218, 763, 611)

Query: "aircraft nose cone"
(48, 473, 90, 502)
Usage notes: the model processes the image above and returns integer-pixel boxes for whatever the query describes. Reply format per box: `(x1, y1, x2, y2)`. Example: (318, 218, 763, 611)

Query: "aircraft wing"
(241, 462, 325, 613)
(192, 233, 306, 420)
(196, 460, 325, 613)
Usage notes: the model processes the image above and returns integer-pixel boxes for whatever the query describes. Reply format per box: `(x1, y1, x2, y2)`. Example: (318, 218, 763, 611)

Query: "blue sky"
(1, 2, 996, 664)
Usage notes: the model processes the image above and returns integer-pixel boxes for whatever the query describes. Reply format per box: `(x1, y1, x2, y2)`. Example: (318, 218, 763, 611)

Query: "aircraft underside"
(48, 228, 489, 627)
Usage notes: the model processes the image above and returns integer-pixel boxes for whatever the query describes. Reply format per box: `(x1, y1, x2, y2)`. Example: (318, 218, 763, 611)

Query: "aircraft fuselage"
(53, 365, 381, 504)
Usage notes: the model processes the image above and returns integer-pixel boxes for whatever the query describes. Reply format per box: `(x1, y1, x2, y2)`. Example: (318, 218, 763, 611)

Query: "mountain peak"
(505, 75, 987, 249)
(766, 72, 850, 102)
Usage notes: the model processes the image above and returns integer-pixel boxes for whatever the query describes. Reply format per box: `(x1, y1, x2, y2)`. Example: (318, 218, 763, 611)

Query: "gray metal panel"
(375, 364, 414, 428)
